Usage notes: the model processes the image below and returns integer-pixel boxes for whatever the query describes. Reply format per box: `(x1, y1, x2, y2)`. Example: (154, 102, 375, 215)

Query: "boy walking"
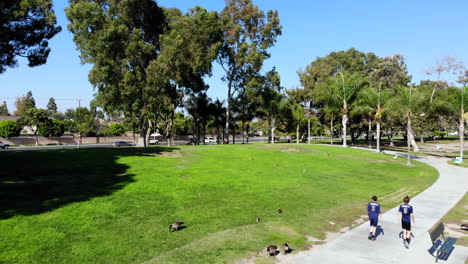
(367, 196, 381, 241)
(399, 196, 415, 248)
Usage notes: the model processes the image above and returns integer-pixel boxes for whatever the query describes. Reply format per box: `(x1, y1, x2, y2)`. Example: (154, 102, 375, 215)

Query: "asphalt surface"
(286, 149, 468, 264)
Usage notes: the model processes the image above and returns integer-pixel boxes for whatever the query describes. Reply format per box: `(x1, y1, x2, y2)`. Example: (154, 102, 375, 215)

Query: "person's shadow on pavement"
(375, 226, 384, 238)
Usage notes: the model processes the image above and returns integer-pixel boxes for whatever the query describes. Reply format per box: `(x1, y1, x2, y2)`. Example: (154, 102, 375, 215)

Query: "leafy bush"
(0, 120, 21, 138)
(38, 119, 65, 138)
(109, 123, 125, 136)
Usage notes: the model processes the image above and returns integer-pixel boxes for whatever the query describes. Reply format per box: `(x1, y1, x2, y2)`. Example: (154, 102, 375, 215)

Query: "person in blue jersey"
(399, 196, 415, 248)
(367, 196, 381, 241)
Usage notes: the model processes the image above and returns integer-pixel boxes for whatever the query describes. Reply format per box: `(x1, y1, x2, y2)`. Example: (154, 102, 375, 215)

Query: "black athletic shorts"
(370, 219, 378, 227)
(401, 221, 411, 231)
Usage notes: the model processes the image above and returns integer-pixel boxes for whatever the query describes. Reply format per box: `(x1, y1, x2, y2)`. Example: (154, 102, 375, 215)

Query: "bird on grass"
(169, 221, 184, 232)
(277, 209, 282, 214)
(283, 241, 292, 254)
(266, 245, 278, 256)
(256, 217, 260, 223)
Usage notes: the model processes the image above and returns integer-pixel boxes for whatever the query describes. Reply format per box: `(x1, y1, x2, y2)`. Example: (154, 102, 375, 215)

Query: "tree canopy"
(0, 0, 62, 73)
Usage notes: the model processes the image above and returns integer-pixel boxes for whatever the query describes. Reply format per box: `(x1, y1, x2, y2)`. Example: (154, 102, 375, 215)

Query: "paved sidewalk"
(289, 151, 468, 264)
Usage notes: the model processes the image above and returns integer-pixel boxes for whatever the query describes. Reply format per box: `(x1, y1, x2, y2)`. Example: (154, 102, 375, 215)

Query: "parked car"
(204, 137, 216, 143)
(112, 141, 132, 147)
(0, 141, 9, 149)
(149, 138, 159, 145)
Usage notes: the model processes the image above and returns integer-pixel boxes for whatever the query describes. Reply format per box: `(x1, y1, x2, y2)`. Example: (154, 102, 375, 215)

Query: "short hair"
(372, 196, 377, 201)
(403, 196, 410, 203)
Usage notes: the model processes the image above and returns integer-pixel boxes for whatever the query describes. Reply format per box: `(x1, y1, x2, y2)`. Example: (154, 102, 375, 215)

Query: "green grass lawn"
(0, 144, 438, 263)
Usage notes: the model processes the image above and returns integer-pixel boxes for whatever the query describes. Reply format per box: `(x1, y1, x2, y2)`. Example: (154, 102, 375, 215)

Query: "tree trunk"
(271, 117, 275, 145)
(35, 133, 39, 147)
(136, 118, 148, 147)
(407, 116, 412, 166)
(342, 113, 348, 147)
(144, 119, 153, 147)
(460, 116, 465, 163)
(387, 129, 394, 147)
(330, 116, 334, 145)
(296, 124, 300, 144)
(166, 113, 174, 146)
(245, 122, 250, 144)
(407, 117, 419, 152)
(368, 118, 372, 148)
(137, 130, 147, 147)
(225, 80, 232, 144)
(232, 125, 236, 144)
(242, 122, 245, 144)
(203, 123, 206, 145)
(420, 135, 424, 143)
(376, 120, 381, 153)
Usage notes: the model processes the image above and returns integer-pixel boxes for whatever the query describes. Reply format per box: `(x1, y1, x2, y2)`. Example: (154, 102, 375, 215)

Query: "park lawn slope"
(0, 144, 437, 263)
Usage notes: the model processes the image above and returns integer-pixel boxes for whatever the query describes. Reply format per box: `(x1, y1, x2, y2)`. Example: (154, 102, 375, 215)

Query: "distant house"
(0, 115, 35, 134)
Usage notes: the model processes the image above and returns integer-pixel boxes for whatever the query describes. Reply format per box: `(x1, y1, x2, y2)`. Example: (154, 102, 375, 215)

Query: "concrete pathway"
(288, 150, 468, 264)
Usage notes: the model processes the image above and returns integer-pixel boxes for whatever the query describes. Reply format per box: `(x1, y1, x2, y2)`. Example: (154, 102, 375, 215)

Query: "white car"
(0, 141, 9, 149)
(204, 137, 216, 143)
(149, 138, 159, 145)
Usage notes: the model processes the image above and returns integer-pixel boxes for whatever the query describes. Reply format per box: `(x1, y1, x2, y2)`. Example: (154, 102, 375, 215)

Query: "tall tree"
(320, 72, 364, 147)
(425, 56, 460, 104)
(299, 49, 379, 146)
(249, 68, 285, 144)
(0, 0, 61, 73)
(67, 0, 167, 147)
(13, 91, 36, 116)
(0, 101, 9, 115)
(290, 103, 306, 144)
(149, 6, 222, 146)
(355, 84, 390, 152)
(452, 66, 468, 163)
(218, 0, 281, 143)
(47, 97, 58, 114)
(391, 85, 426, 164)
(18, 108, 49, 146)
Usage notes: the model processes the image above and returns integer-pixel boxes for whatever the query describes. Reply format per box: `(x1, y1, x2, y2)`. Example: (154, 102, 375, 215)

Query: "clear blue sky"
(1, 0, 467, 113)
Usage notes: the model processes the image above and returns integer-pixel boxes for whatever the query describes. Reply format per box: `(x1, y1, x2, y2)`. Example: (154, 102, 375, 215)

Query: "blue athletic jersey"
(367, 202, 380, 220)
(399, 204, 413, 222)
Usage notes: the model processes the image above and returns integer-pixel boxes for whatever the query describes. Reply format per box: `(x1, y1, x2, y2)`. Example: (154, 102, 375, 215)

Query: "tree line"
(1, 0, 467, 163)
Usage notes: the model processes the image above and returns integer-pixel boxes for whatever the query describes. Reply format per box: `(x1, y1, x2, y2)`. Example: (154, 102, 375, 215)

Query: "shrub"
(38, 119, 65, 138)
(109, 123, 125, 136)
(0, 120, 21, 138)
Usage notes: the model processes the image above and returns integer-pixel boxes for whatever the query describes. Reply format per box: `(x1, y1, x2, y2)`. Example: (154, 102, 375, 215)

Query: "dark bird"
(277, 209, 282, 214)
(169, 221, 184, 232)
(256, 217, 260, 223)
(283, 241, 292, 254)
(266, 245, 278, 256)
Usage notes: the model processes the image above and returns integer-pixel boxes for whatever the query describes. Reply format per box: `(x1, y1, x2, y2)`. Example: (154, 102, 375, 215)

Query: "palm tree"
(327, 72, 363, 147)
(355, 83, 390, 152)
(390, 85, 425, 165)
(291, 103, 306, 144)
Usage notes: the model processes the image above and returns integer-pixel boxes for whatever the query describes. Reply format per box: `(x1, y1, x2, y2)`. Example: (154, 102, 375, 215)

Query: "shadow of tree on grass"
(0, 146, 179, 219)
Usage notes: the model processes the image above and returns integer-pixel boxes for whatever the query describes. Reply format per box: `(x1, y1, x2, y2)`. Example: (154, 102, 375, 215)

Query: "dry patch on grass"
(159, 150, 182, 158)
(280, 147, 299, 153)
